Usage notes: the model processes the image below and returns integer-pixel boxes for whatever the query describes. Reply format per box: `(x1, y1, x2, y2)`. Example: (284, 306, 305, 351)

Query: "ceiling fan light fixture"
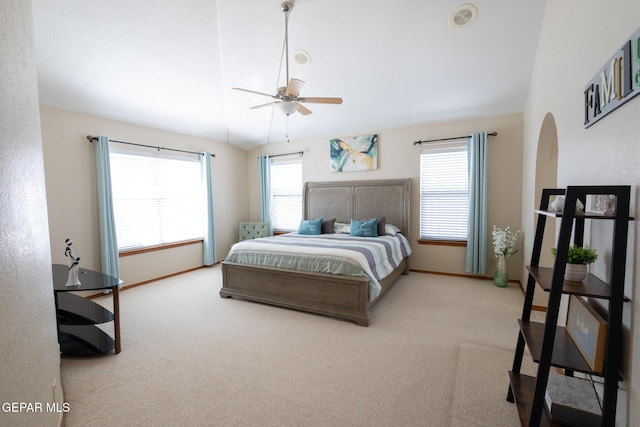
(278, 101, 299, 116)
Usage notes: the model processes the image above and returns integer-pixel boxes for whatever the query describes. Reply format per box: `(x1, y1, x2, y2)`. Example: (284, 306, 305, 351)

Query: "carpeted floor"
(60, 266, 535, 426)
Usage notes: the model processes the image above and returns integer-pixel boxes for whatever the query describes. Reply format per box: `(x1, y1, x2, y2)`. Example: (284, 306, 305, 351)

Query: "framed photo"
(566, 295, 607, 373)
(589, 194, 615, 214)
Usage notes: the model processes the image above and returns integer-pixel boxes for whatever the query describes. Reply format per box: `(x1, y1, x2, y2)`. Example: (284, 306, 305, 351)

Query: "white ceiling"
(31, 0, 546, 151)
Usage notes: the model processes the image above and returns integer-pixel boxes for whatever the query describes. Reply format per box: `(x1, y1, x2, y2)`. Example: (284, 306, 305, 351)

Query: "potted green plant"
(551, 245, 597, 281)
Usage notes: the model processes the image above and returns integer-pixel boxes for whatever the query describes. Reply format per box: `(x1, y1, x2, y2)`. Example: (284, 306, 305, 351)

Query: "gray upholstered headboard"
(303, 179, 411, 236)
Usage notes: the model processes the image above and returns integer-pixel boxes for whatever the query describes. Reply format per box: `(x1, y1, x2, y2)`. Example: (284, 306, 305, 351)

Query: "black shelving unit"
(52, 264, 121, 355)
(56, 292, 116, 354)
(507, 186, 631, 426)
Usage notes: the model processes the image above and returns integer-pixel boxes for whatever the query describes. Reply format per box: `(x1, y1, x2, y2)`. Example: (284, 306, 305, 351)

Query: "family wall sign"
(584, 26, 640, 127)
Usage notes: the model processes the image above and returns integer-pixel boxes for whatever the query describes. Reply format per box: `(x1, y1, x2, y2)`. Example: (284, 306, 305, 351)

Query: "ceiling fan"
(232, 1, 343, 116)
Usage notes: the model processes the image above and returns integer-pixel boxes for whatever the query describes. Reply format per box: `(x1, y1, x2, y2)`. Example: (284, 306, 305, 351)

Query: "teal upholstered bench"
(239, 222, 270, 241)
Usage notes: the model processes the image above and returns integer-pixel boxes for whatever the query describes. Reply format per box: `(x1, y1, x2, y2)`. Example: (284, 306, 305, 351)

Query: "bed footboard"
(220, 261, 373, 326)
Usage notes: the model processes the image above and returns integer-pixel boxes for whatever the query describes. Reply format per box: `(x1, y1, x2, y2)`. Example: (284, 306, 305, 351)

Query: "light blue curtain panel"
(258, 155, 272, 235)
(201, 152, 216, 266)
(93, 136, 121, 281)
(465, 131, 488, 275)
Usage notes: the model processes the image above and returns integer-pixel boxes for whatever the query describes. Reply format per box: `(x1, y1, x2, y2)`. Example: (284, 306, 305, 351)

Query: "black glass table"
(52, 264, 121, 355)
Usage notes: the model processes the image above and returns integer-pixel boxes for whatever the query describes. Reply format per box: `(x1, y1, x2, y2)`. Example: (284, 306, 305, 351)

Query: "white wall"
(40, 106, 248, 286)
(523, 1, 640, 424)
(248, 113, 525, 279)
(0, 2, 62, 426)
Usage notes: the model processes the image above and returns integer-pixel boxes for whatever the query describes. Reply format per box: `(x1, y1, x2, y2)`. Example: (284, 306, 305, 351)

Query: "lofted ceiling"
(31, 0, 546, 151)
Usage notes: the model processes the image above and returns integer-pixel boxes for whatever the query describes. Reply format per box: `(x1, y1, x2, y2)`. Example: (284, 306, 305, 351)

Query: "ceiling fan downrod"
(282, 2, 293, 85)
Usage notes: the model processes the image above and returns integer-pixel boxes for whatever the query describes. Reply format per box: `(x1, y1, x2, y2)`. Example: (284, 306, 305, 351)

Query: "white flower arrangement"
(492, 226, 520, 257)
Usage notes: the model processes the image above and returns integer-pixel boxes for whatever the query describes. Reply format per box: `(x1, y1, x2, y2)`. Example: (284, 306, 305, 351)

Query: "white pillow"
(334, 222, 350, 234)
(385, 224, 401, 235)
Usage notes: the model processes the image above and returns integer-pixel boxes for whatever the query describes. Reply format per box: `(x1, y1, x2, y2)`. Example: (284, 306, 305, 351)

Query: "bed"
(220, 178, 412, 326)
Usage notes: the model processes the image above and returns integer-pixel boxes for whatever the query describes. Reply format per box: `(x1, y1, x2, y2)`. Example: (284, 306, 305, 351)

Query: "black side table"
(52, 264, 121, 355)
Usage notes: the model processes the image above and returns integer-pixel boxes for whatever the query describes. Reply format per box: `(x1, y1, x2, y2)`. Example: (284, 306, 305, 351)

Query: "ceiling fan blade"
(250, 101, 278, 110)
(285, 78, 305, 97)
(296, 103, 313, 115)
(297, 97, 343, 105)
(233, 87, 276, 98)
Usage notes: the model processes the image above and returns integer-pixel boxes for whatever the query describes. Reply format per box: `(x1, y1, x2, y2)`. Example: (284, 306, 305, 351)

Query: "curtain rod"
(86, 135, 216, 157)
(413, 131, 497, 146)
(258, 151, 304, 159)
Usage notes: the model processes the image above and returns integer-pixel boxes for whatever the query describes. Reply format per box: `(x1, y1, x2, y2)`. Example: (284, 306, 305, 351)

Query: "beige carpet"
(60, 266, 532, 426)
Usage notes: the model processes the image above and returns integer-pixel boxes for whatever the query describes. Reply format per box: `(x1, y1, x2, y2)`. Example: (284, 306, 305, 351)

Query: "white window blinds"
(419, 143, 469, 241)
(109, 149, 204, 250)
(270, 157, 302, 231)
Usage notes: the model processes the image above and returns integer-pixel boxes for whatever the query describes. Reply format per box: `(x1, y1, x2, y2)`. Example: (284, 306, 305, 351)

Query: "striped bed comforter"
(224, 232, 412, 301)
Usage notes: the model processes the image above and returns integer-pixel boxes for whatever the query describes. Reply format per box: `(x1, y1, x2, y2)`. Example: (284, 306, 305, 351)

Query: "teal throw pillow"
(298, 218, 323, 235)
(350, 218, 379, 237)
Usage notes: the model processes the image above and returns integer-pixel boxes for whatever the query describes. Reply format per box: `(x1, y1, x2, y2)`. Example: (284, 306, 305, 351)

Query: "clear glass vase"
(494, 254, 509, 287)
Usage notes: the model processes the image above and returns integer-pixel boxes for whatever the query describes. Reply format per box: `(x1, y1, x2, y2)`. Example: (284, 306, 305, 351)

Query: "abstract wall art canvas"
(330, 134, 378, 172)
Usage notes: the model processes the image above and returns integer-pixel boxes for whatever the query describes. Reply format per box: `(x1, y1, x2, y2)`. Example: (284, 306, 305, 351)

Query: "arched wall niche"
(532, 112, 559, 308)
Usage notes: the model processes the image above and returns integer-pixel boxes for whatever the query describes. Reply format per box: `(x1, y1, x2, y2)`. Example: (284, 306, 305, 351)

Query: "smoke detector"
(293, 49, 311, 66)
(449, 3, 478, 29)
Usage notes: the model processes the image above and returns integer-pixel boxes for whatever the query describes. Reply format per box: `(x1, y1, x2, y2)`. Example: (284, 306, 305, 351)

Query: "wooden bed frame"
(220, 178, 411, 326)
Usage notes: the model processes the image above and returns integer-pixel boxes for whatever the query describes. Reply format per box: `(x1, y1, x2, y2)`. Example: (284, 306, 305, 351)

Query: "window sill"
(119, 239, 204, 257)
(417, 239, 467, 247)
(273, 230, 293, 235)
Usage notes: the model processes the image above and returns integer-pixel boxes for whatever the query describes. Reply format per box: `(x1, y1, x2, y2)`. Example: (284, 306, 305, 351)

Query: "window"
(419, 143, 468, 241)
(109, 149, 204, 250)
(270, 157, 302, 231)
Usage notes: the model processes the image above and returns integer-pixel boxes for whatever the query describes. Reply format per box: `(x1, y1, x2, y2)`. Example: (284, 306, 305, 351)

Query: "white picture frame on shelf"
(588, 194, 615, 214)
